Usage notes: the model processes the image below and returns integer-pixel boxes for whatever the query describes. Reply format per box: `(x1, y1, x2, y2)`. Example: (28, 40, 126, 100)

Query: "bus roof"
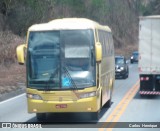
(28, 18, 111, 32)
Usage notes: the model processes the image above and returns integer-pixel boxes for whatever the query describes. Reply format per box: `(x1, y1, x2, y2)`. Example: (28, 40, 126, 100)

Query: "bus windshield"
(27, 30, 96, 90)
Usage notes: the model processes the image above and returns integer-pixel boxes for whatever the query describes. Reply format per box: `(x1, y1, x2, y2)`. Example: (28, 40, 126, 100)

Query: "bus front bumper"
(28, 97, 99, 113)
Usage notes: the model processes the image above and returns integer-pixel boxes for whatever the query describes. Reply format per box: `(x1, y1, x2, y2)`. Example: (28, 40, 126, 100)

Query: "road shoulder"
(0, 83, 25, 102)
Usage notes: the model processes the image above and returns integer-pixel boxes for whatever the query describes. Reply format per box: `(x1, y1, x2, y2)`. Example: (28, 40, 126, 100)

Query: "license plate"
(56, 104, 67, 108)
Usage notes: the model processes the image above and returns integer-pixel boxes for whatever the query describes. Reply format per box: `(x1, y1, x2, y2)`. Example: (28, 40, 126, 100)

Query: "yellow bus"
(16, 18, 115, 121)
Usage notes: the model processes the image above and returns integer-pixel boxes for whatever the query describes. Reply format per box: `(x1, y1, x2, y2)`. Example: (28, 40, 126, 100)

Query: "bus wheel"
(91, 112, 99, 121)
(36, 113, 46, 121)
(104, 91, 112, 108)
(104, 98, 111, 108)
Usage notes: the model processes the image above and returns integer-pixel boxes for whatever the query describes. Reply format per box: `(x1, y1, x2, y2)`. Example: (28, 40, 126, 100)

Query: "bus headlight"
(79, 91, 96, 99)
(27, 93, 42, 100)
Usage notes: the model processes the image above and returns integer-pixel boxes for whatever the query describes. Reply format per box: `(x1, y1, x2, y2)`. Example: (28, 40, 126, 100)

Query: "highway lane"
(101, 64, 160, 131)
(0, 94, 34, 122)
(1, 64, 159, 130)
(99, 63, 139, 123)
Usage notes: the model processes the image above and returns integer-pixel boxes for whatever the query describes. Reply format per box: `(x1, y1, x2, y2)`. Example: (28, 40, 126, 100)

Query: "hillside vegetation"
(0, 0, 159, 88)
(1, 0, 159, 56)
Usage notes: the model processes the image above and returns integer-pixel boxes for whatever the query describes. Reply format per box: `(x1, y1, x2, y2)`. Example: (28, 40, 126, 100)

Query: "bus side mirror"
(16, 44, 26, 65)
(95, 42, 102, 62)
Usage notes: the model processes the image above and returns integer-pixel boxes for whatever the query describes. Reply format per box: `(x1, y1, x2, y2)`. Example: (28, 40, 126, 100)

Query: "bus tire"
(105, 99, 111, 108)
(36, 113, 46, 121)
(104, 89, 112, 108)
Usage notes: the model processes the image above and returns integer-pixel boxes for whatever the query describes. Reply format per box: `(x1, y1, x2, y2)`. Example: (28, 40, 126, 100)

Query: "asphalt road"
(0, 63, 160, 131)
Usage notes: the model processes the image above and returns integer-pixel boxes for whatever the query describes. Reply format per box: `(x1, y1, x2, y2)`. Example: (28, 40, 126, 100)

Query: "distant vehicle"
(16, 18, 115, 121)
(130, 51, 139, 64)
(115, 56, 129, 79)
(139, 15, 160, 96)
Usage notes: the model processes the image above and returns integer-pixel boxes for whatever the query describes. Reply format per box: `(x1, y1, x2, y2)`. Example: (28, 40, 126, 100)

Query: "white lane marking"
(0, 93, 25, 105)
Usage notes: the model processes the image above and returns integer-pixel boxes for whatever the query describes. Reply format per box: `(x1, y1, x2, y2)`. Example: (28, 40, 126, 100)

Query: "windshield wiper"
(45, 73, 54, 91)
(63, 66, 77, 90)
(63, 66, 80, 100)
(45, 68, 58, 91)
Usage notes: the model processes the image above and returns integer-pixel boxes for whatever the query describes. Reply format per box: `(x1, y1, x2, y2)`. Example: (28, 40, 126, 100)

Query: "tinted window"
(115, 58, 124, 64)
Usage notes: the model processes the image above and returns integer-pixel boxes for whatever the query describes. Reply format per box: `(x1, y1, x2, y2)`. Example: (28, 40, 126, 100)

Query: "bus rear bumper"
(28, 97, 99, 113)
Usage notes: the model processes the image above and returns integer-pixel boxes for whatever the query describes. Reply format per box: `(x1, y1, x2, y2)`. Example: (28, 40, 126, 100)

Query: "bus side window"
(103, 31, 107, 57)
(110, 33, 112, 56)
(110, 33, 114, 55)
(107, 32, 110, 56)
(98, 30, 104, 58)
(105, 32, 108, 56)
